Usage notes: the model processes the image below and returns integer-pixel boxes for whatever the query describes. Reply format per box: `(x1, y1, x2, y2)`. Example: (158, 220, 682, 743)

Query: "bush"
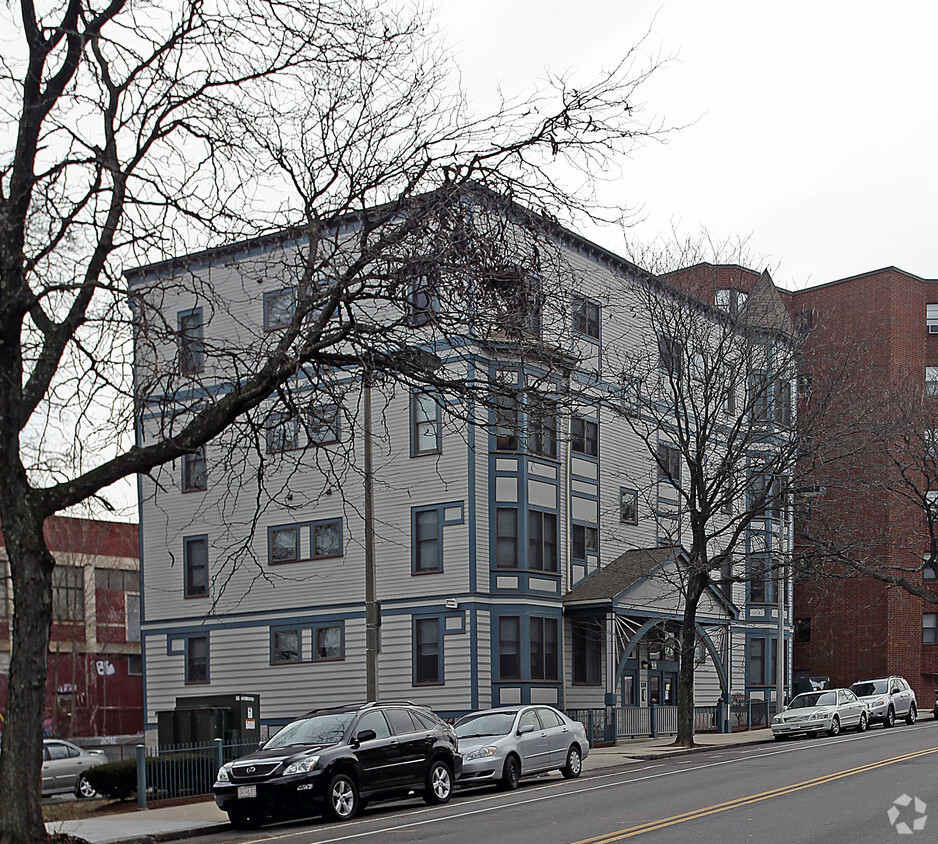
(84, 759, 137, 801)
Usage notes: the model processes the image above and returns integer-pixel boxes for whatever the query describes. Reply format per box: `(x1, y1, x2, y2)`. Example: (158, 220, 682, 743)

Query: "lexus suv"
(849, 676, 917, 727)
(213, 701, 461, 828)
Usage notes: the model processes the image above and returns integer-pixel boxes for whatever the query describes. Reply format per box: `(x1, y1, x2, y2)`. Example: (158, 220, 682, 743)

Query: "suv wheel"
(324, 773, 359, 821)
(906, 704, 917, 725)
(423, 760, 453, 805)
(884, 706, 896, 728)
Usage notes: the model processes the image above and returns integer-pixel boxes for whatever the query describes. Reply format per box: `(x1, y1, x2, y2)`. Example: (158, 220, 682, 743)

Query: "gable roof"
(563, 546, 679, 606)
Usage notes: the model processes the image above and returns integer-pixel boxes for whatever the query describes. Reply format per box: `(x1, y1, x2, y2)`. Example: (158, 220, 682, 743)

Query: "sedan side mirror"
(517, 724, 535, 736)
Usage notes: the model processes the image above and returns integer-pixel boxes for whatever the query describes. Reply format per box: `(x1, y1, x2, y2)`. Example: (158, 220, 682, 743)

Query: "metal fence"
(136, 739, 258, 808)
(567, 699, 771, 742)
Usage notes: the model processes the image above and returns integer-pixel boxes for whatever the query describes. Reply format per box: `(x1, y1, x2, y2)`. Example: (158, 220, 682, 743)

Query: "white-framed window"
(927, 367, 938, 397)
(924, 613, 938, 644)
(927, 304, 938, 331)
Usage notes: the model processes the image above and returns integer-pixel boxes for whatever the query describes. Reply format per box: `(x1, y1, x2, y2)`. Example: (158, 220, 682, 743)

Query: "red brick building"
(668, 263, 938, 706)
(0, 516, 142, 737)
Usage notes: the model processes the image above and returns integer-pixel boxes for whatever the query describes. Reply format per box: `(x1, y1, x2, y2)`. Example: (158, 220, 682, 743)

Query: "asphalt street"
(189, 721, 938, 844)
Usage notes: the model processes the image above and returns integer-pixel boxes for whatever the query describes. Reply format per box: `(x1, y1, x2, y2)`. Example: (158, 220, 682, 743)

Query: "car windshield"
(266, 712, 355, 748)
(789, 691, 837, 709)
(851, 680, 888, 697)
(455, 712, 517, 738)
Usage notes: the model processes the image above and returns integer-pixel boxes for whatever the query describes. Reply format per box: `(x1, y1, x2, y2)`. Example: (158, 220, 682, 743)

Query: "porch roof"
(562, 545, 739, 621)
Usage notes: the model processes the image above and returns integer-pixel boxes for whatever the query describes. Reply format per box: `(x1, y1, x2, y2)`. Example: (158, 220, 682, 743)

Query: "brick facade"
(668, 264, 938, 707)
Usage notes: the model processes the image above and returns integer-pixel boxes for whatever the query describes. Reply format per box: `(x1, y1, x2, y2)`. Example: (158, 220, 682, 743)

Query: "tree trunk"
(0, 515, 56, 844)
(675, 572, 707, 747)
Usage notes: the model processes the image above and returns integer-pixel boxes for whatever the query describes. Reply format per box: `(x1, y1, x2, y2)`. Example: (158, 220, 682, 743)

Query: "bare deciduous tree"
(603, 257, 828, 747)
(0, 0, 664, 838)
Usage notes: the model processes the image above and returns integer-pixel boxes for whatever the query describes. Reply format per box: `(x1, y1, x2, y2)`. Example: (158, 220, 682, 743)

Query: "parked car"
(214, 701, 461, 828)
(771, 688, 868, 740)
(454, 705, 589, 790)
(849, 676, 917, 727)
(41, 739, 106, 798)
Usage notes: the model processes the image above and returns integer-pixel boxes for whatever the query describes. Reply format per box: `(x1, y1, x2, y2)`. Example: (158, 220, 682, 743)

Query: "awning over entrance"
(563, 546, 739, 728)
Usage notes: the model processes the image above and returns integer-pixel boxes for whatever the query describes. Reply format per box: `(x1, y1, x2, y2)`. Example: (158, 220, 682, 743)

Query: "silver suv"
(849, 676, 917, 727)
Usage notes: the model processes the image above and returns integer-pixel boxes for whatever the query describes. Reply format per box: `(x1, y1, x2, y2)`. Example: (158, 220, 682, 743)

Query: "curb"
(83, 823, 233, 844)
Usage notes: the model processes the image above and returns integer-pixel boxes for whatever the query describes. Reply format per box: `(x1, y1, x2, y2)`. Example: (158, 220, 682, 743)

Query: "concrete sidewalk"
(46, 729, 774, 844)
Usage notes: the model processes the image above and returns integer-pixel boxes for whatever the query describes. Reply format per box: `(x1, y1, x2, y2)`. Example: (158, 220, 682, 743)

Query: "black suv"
(213, 701, 461, 828)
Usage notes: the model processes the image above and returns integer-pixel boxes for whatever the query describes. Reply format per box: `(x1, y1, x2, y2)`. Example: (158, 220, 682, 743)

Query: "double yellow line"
(570, 746, 938, 842)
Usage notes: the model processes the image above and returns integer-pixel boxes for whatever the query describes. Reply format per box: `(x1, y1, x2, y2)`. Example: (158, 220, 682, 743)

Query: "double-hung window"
(492, 392, 520, 451)
(411, 392, 440, 455)
(530, 616, 559, 681)
(497, 616, 521, 680)
(308, 404, 340, 445)
(749, 371, 770, 422)
(749, 637, 766, 685)
(571, 417, 598, 457)
(413, 508, 442, 574)
(52, 566, 84, 621)
(495, 509, 518, 569)
(774, 379, 792, 426)
(572, 294, 600, 340)
(528, 397, 557, 458)
(657, 443, 681, 488)
(182, 447, 207, 492)
(407, 271, 438, 327)
(620, 488, 638, 524)
(186, 635, 209, 684)
(658, 334, 683, 378)
(927, 304, 938, 333)
(925, 613, 938, 644)
(572, 524, 598, 561)
(184, 536, 208, 598)
(178, 309, 203, 374)
(528, 510, 558, 572)
(266, 412, 298, 453)
(264, 288, 295, 330)
(414, 617, 442, 685)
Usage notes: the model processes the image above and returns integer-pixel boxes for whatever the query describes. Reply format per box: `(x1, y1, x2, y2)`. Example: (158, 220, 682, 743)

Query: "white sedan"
(771, 688, 869, 740)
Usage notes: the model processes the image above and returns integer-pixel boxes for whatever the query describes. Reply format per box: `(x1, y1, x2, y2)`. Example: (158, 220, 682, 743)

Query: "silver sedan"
(455, 705, 589, 790)
(771, 688, 869, 740)
(42, 739, 106, 798)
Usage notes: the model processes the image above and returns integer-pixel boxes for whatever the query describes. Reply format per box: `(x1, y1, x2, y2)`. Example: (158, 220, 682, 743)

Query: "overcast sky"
(434, 0, 938, 290)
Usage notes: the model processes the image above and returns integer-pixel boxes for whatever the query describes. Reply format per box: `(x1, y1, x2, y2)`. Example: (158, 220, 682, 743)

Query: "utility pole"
(776, 557, 785, 714)
(364, 373, 378, 702)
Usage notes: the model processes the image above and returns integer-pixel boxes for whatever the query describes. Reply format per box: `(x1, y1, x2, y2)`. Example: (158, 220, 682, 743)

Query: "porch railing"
(567, 699, 770, 743)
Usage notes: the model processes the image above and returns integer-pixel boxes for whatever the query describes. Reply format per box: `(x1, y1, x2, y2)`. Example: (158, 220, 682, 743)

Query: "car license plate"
(237, 785, 257, 799)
